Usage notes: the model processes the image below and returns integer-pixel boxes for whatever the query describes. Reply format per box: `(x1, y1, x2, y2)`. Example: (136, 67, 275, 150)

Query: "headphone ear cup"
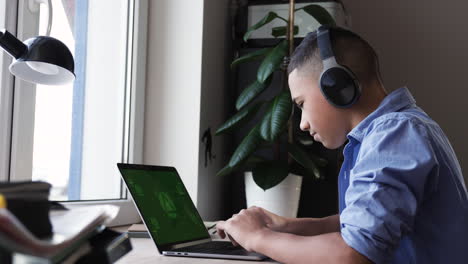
(319, 66, 361, 108)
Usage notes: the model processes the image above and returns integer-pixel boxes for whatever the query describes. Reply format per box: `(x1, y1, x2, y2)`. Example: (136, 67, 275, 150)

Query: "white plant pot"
(244, 172, 303, 218)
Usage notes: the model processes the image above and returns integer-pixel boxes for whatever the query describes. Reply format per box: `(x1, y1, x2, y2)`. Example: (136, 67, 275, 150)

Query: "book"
(126, 221, 220, 239)
(13, 228, 132, 264)
(127, 223, 146, 232)
(0, 205, 119, 264)
(0, 181, 53, 238)
(76, 228, 132, 264)
(13, 241, 93, 264)
(126, 223, 150, 238)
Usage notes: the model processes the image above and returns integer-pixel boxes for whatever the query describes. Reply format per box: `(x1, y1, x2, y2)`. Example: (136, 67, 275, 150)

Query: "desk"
(116, 237, 277, 264)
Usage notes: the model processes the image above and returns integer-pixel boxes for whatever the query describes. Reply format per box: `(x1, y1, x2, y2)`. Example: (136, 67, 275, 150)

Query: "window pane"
(0, 1, 5, 182)
(32, 0, 130, 201)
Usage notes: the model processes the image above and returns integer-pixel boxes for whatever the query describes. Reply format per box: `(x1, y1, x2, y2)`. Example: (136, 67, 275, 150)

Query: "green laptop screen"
(120, 166, 209, 246)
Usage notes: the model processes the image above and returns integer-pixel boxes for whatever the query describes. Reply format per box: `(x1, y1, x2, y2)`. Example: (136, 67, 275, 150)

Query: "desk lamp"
(0, 29, 75, 85)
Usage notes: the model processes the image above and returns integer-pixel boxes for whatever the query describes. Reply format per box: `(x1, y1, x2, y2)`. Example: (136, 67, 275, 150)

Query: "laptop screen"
(118, 164, 210, 247)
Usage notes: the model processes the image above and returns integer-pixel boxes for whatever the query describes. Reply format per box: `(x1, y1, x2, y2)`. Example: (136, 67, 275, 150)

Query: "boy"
(216, 26, 468, 263)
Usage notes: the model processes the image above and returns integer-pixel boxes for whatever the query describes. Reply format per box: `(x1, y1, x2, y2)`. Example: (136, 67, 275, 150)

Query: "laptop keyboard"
(176, 241, 252, 255)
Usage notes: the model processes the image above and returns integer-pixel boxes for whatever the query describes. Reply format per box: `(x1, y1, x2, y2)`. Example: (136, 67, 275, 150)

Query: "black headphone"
(317, 26, 361, 108)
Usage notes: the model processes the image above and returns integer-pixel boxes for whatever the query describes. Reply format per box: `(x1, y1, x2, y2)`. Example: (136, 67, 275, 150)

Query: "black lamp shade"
(0, 29, 75, 85)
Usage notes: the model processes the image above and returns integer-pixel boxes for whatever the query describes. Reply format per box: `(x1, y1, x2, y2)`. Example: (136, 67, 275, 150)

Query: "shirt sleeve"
(340, 117, 438, 264)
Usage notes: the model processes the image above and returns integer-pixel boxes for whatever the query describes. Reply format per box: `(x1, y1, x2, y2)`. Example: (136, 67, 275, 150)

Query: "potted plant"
(216, 1, 337, 217)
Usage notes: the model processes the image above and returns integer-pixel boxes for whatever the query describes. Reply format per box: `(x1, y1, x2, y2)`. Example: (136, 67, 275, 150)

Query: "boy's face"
(288, 69, 350, 149)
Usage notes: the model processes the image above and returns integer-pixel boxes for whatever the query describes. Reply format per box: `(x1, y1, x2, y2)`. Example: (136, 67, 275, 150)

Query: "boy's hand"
(216, 206, 276, 251)
(258, 207, 290, 233)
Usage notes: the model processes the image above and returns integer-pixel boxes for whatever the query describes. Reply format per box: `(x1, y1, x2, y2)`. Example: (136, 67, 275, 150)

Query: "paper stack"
(0, 204, 131, 264)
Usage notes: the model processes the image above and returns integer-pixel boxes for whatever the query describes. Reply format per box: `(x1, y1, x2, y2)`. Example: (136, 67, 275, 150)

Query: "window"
(31, 0, 130, 201)
(32, 0, 76, 200)
(0, 0, 148, 223)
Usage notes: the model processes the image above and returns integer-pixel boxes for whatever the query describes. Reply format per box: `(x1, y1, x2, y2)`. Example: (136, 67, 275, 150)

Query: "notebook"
(117, 163, 266, 261)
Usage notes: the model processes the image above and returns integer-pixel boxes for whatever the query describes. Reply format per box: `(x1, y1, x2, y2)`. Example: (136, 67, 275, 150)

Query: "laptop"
(117, 163, 267, 261)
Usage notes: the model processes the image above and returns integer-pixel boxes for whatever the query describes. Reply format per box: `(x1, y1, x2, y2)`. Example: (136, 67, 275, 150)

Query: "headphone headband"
(317, 26, 334, 60)
(316, 25, 361, 108)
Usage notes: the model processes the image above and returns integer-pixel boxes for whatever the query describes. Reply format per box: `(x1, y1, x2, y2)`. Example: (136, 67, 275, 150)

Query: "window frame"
(1, 0, 148, 226)
(0, 0, 18, 182)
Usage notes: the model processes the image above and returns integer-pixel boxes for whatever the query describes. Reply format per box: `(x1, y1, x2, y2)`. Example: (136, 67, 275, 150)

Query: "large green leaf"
(288, 143, 323, 179)
(257, 40, 288, 83)
(231, 47, 272, 69)
(236, 78, 272, 110)
(228, 125, 263, 168)
(215, 102, 263, 135)
(243, 12, 282, 42)
(217, 165, 236, 178)
(259, 91, 292, 142)
(271, 26, 299, 38)
(300, 4, 336, 26)
(252, 161, 289, 190)
(217, 155, 265, 177)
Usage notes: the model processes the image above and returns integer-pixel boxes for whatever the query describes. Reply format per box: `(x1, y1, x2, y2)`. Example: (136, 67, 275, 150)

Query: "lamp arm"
(45, 0, 53, 36)
(0, 29, 27, 59)
(28, 0, 53, 36)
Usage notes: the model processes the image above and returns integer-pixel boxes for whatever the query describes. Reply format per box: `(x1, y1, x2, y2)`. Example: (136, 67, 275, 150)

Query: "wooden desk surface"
(116, 238, 277, 264)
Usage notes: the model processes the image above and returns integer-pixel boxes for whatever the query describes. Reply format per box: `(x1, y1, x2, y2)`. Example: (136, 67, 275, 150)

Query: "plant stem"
(277, 16, 289, 23)
(288, 0, 295, 57)
(287, 0, 295, 147)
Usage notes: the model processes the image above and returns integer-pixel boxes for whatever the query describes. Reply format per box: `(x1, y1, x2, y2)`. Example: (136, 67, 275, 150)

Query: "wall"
(342, 0, 468, 183)
(197, 0, 233, 220)
(144, 0, 232, 219)
(144, 0, 204, 203)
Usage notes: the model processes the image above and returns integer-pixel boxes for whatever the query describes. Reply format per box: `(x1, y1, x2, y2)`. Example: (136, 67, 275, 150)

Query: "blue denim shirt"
(338, 87, 468, 264)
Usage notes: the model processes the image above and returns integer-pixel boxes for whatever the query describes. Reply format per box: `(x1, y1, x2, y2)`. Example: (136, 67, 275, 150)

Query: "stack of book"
(0, 200, 132, 264)
(0, 181, 54, 239)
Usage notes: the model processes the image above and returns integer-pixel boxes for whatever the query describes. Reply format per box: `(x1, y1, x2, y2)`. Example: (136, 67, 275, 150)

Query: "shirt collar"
(347, 87, 416, 142)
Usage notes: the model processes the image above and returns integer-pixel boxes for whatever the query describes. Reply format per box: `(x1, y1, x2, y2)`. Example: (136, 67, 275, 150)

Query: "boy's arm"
(216, 207, 371, 264)
(253, 230, 371, 264)
(246, 207, 340, 236)
(283, 214, 341, 236)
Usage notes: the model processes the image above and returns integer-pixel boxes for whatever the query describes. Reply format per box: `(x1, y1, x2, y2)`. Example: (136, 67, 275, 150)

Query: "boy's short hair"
(288, 26, 381, 85)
